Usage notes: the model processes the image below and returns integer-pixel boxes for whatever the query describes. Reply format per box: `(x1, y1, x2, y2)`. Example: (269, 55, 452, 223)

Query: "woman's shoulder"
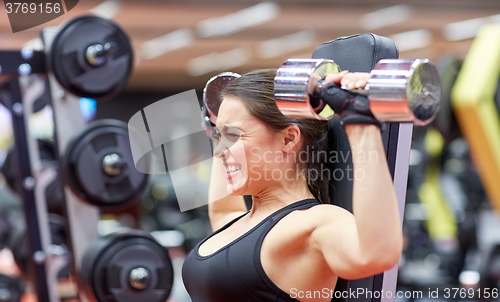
(268, 203, 353, 243)
(291, 203, 354, 225)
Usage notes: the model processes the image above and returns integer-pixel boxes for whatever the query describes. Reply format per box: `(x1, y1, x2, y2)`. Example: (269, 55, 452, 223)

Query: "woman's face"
(214, 96, 290, 196)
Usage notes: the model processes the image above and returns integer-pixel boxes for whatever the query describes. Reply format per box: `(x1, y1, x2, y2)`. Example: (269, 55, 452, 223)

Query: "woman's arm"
(310, 74, 403, 280)
(208, 152, 247, 231)
(348, 124, 402, 273)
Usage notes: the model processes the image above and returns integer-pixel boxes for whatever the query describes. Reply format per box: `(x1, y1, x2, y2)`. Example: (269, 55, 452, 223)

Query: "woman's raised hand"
(323, 71, 371, 90)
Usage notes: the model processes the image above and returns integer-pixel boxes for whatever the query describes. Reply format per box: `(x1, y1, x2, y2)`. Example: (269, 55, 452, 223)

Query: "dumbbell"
(274, 58, 441, 126)
(80, 229, 174, 302)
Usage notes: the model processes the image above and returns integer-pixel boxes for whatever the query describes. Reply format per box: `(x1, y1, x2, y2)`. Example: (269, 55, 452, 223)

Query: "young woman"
(182, 69, 403, 302)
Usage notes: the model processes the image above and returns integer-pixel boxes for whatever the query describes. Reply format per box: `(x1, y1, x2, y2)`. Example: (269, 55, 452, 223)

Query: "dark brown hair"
(221, 69, 330, 204)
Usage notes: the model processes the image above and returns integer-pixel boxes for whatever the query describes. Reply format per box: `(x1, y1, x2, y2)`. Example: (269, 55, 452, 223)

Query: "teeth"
(227, 165, 240, 173)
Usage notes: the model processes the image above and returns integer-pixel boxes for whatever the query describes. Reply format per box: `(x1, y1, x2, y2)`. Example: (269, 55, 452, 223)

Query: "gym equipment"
(435, 55, 463, 140)
(309, 33, 408, 302)
(0, 14, 136, 302)
(476, 210, 500, 293)
(442, 137, 483, 251)
(49, 16, 133, 100)
(0, 15, 133, 101)
(0, 274, 24, 302)
(64, 119, 148, 208)
(418, 129, 458, 242)
(9, 215, 70, 278)
(43, 16, 138, 302)
(202, 72, 240, 138)
(1, 140, 55, 193)
(451, 23, 500, 215)
(203, 72, 241, 124)
(80, 229, 174, 302)
(483, 244, 500, 289)
(274, 58, 441, 125)
(0, 214, 11, 251)
(0, 76, 60, 302)
(0, 140, 65, 215)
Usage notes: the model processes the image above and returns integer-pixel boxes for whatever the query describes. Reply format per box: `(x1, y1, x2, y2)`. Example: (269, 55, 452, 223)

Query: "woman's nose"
(213, 140, 230, 159)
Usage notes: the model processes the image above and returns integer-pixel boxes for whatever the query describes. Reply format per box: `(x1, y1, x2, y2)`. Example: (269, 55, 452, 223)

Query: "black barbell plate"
(64, 119, 148, 208)
(0, 274, 24, 302)
(0, 145, 21, 194)
(50, 15, 133, 100)
(9, 215, 70, 278)
(0, 213, 11, 251)
(0, 140, 65, 215)
(80, 229, 174, 302)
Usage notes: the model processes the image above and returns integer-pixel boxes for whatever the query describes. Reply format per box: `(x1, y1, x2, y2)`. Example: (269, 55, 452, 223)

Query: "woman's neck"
(247, 177, 315, 218)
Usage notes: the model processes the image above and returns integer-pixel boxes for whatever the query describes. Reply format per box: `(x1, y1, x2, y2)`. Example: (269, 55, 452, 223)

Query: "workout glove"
(316, 83, 381, 128)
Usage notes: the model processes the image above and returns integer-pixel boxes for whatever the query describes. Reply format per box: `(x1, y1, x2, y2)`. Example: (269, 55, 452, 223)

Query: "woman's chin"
(226, 176, 247, 195)
(227, 188, 241, 196)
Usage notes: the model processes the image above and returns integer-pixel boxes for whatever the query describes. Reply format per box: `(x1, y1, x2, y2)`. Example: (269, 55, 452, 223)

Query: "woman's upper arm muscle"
(308, 205, 380, 280)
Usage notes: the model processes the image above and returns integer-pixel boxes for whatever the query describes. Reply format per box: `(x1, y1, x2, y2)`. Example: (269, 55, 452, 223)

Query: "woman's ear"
(281, 124, 301, 152)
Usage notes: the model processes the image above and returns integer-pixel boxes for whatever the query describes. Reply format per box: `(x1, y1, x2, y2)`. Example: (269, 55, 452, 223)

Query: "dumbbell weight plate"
(201, 72, 241, 139)
(64, 119, 148, 207)
(0, 146, 19, 195)
(50, 15, 133, 100)
(368, 59, 441, 125)
(0, 274, 23, 302)
(0, 214, 11, 251)
(203, 72, 241, 125)
(9, 215, 69, 278)
(80, 229, 174, 302)
(0, 140, 65, 215)
(274, 58, 341, 119)
(0, 139, 56, 194)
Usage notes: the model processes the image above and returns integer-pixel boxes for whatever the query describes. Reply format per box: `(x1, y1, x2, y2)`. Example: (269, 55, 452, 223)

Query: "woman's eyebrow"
(217, 125, 244, 131)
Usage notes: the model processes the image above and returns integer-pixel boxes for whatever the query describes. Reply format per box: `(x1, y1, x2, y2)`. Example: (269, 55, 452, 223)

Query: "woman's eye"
(226, 133, 240, 141)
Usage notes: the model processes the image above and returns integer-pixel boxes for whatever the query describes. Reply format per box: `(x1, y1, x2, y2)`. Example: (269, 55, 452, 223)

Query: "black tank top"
(182, 198, 321, 302)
